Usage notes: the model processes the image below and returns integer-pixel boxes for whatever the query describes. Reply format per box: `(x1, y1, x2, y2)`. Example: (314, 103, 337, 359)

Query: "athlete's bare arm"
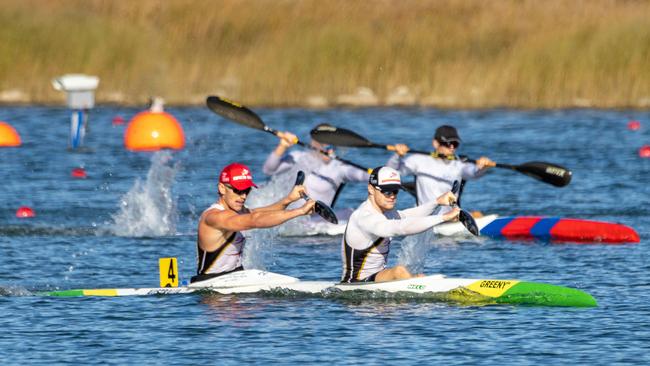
(252, 185, 306, 213)
(205, 200, 315, 233)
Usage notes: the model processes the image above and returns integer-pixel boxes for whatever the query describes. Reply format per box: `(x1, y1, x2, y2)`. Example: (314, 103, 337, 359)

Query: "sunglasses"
(321, 144, 334, 151)
(375, 187, 399, 197)
(225, 184, 252, 196)
(439, 140, 459, 149)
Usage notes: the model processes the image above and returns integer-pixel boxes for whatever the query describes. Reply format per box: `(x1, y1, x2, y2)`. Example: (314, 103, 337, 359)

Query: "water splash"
(242, 229, 276, 270)
(0, 285, 33, 297)
(397, 230, 436, 274)
(110, 151, 180, 237)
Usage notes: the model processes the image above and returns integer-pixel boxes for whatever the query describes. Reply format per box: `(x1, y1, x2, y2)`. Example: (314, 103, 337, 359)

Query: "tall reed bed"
(1, 0, 649, 107)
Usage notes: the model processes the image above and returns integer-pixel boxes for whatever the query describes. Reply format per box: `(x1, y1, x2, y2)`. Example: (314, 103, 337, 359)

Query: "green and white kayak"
(40, 269, 596, 307)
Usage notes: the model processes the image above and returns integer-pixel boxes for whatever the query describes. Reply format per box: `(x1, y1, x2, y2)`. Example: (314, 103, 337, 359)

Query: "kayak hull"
(40, 270, 596, 307)
(480, 216, 639, 243)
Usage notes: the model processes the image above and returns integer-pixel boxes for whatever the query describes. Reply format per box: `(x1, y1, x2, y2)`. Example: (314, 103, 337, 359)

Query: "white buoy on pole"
(52, 74, 99, 149)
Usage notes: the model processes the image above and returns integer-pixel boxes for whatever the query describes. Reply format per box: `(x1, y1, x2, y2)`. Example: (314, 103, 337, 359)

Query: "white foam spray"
(237, 171, 296, 269)
(397, 230, 436, 274)
(110, 151, 180, 237)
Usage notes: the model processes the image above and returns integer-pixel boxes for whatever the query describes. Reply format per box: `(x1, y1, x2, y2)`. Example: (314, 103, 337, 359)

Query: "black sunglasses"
(439, 140, 459, 149)
(225, 185, 252, 195)
(375, 187, 399, 197)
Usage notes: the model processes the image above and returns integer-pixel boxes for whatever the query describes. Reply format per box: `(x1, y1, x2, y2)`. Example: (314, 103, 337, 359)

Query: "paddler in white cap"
(341, 166, 459, 283)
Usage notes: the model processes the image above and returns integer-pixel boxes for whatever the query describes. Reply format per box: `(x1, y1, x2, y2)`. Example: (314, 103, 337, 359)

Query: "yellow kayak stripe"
(83, 289, 119, 296)
(466, 280, 520, 298)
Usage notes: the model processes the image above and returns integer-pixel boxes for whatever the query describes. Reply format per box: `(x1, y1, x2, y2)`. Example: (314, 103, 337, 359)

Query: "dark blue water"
(1, 106, 649, 364)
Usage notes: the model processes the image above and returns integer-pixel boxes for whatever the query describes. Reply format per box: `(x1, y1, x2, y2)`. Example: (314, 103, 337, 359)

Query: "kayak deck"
(39, 270, 597, 307)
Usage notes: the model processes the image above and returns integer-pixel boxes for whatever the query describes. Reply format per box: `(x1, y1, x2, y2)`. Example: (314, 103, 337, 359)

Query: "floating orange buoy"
(112, 116, 125, 125)
(16, 206, 35, 218)
(639, 145, 650, 158)
(124, 111, 185, 151)
(628, 120, 641, 131)
(0, 121, 21, 147)
(71, 167, 87, 179)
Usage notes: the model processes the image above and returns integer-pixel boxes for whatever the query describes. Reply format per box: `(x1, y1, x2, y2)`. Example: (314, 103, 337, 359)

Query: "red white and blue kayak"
(282, 213, 639, 243)
(479, 216, 639, 244)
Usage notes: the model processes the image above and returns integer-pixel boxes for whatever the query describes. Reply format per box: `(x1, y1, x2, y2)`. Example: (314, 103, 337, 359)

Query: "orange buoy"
(0, 121, 21, 147)
(16, 206, 35, 218)
(124, 111, 185, 151)
(639, 145, 650, 158)
(628, 120, 641, 131)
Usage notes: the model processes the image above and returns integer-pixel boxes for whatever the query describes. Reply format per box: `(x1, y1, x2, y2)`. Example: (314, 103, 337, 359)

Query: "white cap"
(369, 166, 402, 191)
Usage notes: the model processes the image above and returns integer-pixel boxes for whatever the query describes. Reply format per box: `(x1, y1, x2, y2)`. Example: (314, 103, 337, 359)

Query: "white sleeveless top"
(196, 203, 246, 276)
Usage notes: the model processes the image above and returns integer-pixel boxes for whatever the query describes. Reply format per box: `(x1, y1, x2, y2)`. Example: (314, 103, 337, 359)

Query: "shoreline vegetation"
(1, 0, 650, 109)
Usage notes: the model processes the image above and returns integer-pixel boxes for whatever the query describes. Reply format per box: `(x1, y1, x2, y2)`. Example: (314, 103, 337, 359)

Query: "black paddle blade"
(459, 210, 480, 236)
(513, 161, 572, 187)
(401, 180, 417, 199)
(206, 96, 265, 131)
(315, 200, 338, 224)
(295, 171, 305, 186)
(310, 125, 374, 147)
(451, 180, 460, 194)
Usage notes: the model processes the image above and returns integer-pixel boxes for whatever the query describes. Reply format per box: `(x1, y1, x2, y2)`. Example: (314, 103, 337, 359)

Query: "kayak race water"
(1, 106, 648, 365)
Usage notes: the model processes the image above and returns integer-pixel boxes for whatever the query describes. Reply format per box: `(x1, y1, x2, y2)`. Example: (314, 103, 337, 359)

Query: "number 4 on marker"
(159, 257, 179, 288)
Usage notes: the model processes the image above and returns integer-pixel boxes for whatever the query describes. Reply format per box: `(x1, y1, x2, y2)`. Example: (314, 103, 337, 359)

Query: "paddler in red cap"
(341, 166, 459, 283)
(388, 125, 494, 213)
(192, 162, 315, 284)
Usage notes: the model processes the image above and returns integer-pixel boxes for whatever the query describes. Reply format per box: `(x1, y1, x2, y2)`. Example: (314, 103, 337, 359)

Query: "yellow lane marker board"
(159, 257, 179, 288)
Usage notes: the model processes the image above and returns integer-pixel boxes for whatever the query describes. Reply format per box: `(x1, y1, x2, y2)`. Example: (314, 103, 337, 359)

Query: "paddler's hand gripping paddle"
(451, 181, 480, 236)
(294, 171, 338, 224)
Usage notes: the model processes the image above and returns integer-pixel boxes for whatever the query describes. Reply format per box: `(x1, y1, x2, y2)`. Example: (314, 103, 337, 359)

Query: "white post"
(52, 74, 99, 149)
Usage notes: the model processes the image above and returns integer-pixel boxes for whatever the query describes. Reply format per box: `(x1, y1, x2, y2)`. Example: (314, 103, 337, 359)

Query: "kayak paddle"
(311, 125, 572, 187)
(451, 181, 479, 236)
(206, 96, 418, 199)
(295, 171, 338, 224)
(206, 96, 371, 173)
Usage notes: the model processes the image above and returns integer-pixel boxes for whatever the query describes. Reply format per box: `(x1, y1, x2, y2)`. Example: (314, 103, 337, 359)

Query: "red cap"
(219, 163, 258, 190)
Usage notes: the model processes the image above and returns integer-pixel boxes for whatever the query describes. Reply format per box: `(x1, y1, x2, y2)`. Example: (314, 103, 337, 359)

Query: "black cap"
(434, 125, 461, 144)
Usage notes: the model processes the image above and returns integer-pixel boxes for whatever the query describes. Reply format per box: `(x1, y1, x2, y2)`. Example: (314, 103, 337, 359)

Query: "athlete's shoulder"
(405, 153, 434, 166)
(351, 200, 381, 219)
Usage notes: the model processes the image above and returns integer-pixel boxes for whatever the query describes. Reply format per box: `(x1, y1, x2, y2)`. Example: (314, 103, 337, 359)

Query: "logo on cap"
(219, 163, 257, 190)
(369, 166, 402, 191)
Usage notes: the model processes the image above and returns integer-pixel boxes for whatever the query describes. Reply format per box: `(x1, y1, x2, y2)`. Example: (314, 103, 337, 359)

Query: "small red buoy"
(71, 167, 87, 178)
(639, 145, 650, 158)
(628, 120, 641, 131)
(16, 206, 35, 218)
(112, 116, 125, 125)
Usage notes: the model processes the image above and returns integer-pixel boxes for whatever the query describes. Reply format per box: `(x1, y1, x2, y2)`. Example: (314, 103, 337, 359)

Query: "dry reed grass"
(1, 0, 649, 107)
